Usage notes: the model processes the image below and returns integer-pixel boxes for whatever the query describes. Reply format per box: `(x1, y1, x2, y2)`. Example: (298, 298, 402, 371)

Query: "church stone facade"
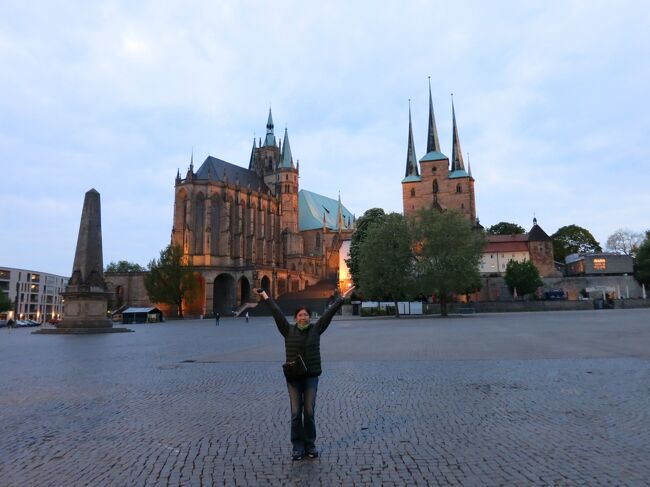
(402, 87, 476, 223)
(171, 109, 353, 316)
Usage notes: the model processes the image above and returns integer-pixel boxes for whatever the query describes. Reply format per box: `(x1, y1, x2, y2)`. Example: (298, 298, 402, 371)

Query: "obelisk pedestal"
(35, 189, 132, 334)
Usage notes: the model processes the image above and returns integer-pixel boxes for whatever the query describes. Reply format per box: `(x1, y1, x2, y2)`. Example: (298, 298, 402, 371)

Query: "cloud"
(1, 0, 649, 274)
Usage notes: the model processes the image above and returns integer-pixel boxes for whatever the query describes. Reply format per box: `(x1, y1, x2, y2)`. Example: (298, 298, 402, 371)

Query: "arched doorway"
(213, 273, 236, 315)
(238, 276, 251, 306)
(260, 275, 271, 295)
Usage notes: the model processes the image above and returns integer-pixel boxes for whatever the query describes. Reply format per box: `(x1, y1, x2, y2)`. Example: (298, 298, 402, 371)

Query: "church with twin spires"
(171, 109, 354, 316)
(401, 84, 477, 223)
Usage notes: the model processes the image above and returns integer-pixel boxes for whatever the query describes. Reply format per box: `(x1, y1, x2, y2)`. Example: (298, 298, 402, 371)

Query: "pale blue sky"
(2, 1, 649, 276)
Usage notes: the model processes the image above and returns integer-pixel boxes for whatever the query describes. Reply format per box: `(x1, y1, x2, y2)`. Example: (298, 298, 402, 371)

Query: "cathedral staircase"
(247, 279, 340, 318)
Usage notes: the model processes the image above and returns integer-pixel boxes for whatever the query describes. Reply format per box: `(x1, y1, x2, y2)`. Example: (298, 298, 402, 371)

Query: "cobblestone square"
(1, 309, 649, 486)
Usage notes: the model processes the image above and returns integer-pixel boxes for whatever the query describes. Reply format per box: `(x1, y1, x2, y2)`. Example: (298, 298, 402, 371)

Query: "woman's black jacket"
(262, 296, 344, 377)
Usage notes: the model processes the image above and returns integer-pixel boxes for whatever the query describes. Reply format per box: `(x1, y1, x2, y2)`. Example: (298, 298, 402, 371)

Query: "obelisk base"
(33, 291, 132, 334)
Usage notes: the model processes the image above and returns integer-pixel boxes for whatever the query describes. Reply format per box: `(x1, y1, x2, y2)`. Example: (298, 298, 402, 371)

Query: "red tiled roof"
(487, 234, 529, 243)
(484, 241, 529, 253)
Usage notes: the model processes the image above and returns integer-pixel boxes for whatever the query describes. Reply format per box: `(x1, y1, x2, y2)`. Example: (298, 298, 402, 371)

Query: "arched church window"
(316, 232, 321, 249)
(410, 188, 415, 198)
(456, 183, 462, 193)
(432, 180, 439, 194)
(432, 166, 437, 172)
(285, 175, 288, 180)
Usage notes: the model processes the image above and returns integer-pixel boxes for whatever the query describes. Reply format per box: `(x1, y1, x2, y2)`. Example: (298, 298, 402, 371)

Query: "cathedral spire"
(248, 137, 256, 170)
(403, 100, 420, 181)
(426, 77, 441, 153)
(451, 95, 465, 172)
(279, 127, 294, 168)
(264, 107, 276, 147)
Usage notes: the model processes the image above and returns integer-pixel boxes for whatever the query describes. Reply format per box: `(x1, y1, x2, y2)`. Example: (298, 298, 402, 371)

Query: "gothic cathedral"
(171, 109, 354, 316)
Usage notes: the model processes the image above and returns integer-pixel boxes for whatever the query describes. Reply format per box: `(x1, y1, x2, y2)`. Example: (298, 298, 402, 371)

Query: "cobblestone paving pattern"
(1, 309, 649, 486)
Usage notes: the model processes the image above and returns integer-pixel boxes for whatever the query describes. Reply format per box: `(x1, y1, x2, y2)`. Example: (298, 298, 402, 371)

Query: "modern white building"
(0, 267, 67, 322)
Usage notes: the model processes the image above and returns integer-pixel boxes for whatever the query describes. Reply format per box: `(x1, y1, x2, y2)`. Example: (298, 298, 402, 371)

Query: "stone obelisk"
(35, 189, 131, 334)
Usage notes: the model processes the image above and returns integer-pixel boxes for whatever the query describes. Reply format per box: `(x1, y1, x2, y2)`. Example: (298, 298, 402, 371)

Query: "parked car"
(25, 319, 40, 327)
(544, 289, 566, 300)
(0, 320, 7, 328)
(15, 320, 31, 327)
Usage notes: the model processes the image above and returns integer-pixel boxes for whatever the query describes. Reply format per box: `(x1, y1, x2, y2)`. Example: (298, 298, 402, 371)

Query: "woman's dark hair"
(294, 307, 312, 318)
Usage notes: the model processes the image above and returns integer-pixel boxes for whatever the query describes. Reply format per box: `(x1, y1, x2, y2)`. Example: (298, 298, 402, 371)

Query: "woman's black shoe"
(292, 453, 304, 461)
(306, 450, 319, 459)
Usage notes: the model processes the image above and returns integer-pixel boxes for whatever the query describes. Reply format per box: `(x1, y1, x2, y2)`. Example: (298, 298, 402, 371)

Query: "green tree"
(144, 244, 199, 318)
(346, 208, 386, 288)
(634, 230, 650, 286)
(504, 260, 543, 297)
(105, 260, 145, 273)
(357, 213, 413, 316)
(0, 291, 12, 314)
(487, 221, 525, 235)
(552, 225, 602, 263)
(411, 209, 487, 316)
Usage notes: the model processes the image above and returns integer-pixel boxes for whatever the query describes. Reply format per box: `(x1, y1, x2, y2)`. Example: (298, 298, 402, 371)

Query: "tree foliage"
(487, 221, 525, 235)
(0, 291, 12, 313)
(411, 209, 486, 316)
(551, 225, 602, 263)
(504, 260, 543, 297)
(105, 260, 145, 273)
(144, 244, 199, 318)
(606, 228, 643, 256)
(346, 208, 386, 288)
(634, 230, 650, 286)
(357, 213, 413, 316)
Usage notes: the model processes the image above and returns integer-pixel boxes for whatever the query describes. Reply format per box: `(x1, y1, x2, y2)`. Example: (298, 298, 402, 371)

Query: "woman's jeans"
(287, 376, 319, 454)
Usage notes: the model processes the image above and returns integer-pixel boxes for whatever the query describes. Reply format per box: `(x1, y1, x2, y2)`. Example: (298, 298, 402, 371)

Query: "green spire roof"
(451, 97, 465, 173)
(264, 107, 276, 147)
(427, 78, 441, 154)
(402, 102, 421, 183)
(279, 127, 294, 168)
(299, 189, 353, 231)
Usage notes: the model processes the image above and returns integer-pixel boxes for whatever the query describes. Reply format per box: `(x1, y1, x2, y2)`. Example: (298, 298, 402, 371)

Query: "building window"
(456, 183, 462, 193)
(432, 179, 439, 194)
(410, 188, 415, 197)
(593, 258, 607, 271)
(432, 166, 437, 172)
(316, 232, 321, 249)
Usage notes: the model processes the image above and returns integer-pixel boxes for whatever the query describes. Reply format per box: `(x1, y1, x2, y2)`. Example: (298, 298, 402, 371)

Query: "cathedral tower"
(402, 83, 476, 223)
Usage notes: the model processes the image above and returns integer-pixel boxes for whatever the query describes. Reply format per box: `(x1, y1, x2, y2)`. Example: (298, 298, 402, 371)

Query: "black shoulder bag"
(282, 354, 308, 382)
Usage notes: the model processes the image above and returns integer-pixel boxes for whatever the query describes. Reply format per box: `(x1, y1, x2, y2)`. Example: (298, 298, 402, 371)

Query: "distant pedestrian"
(245, 311, 249, 323)
(215, 312, 220, 326)
(256, 286, 353, 461)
